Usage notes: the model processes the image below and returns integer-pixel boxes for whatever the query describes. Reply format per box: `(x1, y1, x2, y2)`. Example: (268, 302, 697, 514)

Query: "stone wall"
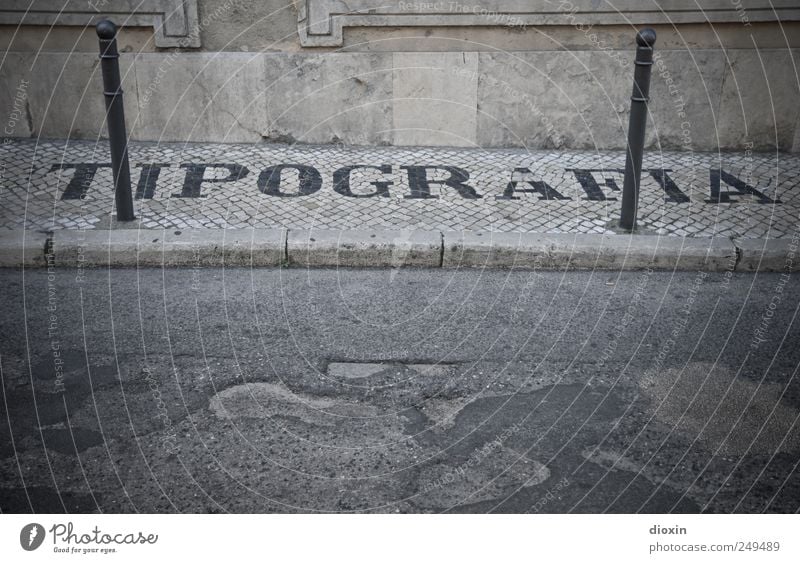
(1, 0, 798, 151)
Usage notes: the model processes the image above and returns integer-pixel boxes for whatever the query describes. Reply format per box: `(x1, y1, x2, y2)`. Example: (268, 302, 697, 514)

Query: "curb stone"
(49, 228, 286, 267)
(443, 231, 738, 271)
(287, 229, 442, 268)
(733, 238, 799, 272)
(0, 229, 796, 272)
(0, 230, 49, 267)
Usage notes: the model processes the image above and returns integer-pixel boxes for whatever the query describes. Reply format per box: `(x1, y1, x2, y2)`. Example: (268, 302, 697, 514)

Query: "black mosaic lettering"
(173, 163, 250, 198)
(258, 164, 322, 197)
(401, 166, 481, 199)
(53, 163, 111, 200)
(333, 165, 392, 198)
(497, 168, 570, 200)
(707, 168, 780, 204)
(648, 168, 691, 203)
(568, 169, 622, 201)
(135, 163, 170, 200)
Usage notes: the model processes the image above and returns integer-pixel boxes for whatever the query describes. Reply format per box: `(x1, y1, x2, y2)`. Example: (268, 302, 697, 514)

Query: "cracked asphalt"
(1, 266, 798, 513)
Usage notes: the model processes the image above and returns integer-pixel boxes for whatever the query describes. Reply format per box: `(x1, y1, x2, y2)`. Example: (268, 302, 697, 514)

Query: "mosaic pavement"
(1, 139, 798, 238)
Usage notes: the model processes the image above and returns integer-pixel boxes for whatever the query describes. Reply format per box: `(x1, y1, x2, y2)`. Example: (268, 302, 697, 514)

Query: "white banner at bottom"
(1, 514, 798, 562)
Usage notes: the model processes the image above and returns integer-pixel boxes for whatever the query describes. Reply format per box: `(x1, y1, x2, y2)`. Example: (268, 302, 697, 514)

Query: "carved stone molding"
(0, 0, 200, 48)
(296, 0, 800, 47)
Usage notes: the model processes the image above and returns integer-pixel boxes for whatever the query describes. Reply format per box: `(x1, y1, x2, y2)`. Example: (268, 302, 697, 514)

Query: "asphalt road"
(1, 266, 799, 513)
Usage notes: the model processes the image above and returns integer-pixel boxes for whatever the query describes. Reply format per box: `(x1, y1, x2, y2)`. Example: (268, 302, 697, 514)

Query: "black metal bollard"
(97, 19, 135, 221)
(619, 28, 656, 231)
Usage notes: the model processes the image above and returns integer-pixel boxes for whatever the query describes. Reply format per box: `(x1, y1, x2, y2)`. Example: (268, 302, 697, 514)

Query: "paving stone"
(0, 139, 797, 240)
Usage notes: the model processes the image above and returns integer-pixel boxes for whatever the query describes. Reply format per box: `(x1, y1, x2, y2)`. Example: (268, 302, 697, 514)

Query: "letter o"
(258, 164, 322, 197)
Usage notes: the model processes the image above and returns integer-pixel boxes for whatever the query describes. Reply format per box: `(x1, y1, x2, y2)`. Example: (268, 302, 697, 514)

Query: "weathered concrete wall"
(3, 48, 798, 151)
(1, 0, 798, 151)
(198, 0, 299, 51)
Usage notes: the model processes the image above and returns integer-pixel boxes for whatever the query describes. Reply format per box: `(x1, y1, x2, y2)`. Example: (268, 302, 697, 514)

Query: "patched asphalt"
(1, 267, 798, 513)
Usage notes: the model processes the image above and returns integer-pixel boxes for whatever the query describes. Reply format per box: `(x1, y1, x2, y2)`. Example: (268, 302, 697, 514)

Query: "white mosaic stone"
(0, 139, 797, 239)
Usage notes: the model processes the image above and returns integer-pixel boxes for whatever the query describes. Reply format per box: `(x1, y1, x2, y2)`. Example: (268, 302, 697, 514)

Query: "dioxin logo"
(20, 523, 45, 551)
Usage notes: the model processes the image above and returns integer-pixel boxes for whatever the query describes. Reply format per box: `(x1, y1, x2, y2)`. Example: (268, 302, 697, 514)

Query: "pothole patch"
(327, 361, 454, 380)
(209, 382, 379, 423)
(640, 362, 800, 456)
(415, 447, 551, 507)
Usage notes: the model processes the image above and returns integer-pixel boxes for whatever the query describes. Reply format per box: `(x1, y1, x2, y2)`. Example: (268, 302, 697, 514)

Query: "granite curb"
(0, 229, 796, 272)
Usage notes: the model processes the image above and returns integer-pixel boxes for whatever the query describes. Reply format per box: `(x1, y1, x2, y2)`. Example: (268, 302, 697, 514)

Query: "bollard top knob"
(636, 28, 657, 47)
(96, 19, 117, 39)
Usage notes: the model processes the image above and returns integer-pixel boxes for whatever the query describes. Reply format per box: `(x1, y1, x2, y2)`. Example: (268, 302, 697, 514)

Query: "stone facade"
(1, 0, 798, 151)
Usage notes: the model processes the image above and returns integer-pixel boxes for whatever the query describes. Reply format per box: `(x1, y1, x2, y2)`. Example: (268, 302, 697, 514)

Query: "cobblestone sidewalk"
(1, 139, 798, 238)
